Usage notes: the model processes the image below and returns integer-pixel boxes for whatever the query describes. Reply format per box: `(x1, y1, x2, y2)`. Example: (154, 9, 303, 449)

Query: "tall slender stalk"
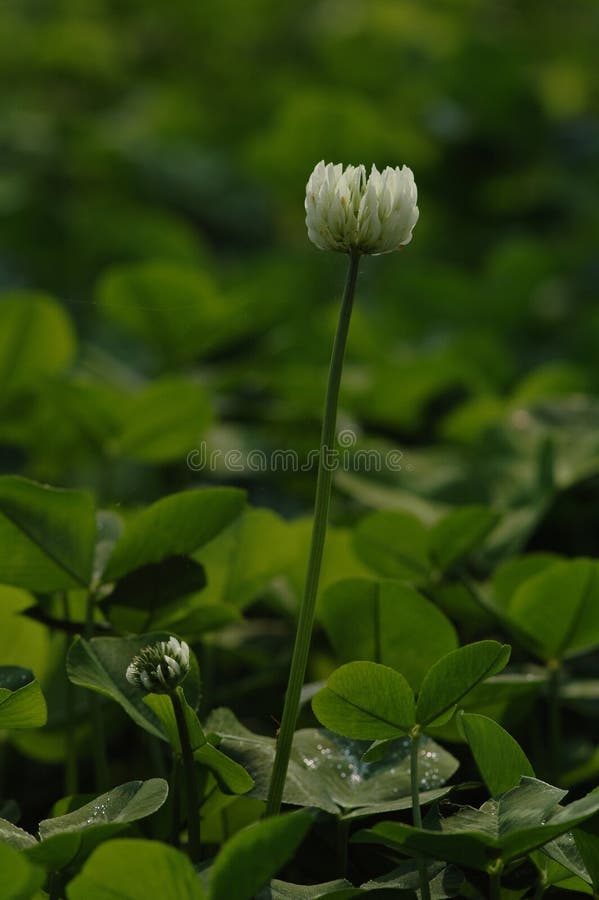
(84, 590, 109, 790)
(48, 873, 63, 900)
(171, 686, 201, 863)
(169, 759, 182, 847)
(336, 818, 350, 877)
(488, 859, 504, 900)
(266, 253, 361, 817)
(489, 871, 501, 900)
(61, 592, 78, 795)
(410, 732, 431, 900)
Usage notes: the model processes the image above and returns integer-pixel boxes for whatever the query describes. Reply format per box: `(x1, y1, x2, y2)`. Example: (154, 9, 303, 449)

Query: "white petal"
(304, 160, 418, 254)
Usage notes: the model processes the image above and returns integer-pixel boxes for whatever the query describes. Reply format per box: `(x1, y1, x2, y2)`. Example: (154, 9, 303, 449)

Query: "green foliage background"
(1, 0, 598, 507)
(2, 1, 599, 895)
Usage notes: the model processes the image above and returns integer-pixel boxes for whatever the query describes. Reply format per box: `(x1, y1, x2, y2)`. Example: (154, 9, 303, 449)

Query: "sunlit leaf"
(115, 376, 212, 464)
(196, 508, 296, 609)
(0, 842, 44, 900)
(312, 662, 416, 740)
(206, 708, 456, 816)
(97, 261, 227, 363)
(353, 511, 430, 582)
(319, 578, 457, 690)
(458, 712, 534, 796)
(354, 778, 599, 870)
(508, 559, 599, 661)
(416, 642, 511, 728)
(103, 488, 245, 582)
(0, 476, 96, 591)
(0, 667, 47, 730)
(0, 291, 75, 395)
(429, 505, 499, 572)
(210, 810, 314, 900)
(38, 779, 168, 839)
(67, 838, 207, 899)
(67, 633, 201, 740)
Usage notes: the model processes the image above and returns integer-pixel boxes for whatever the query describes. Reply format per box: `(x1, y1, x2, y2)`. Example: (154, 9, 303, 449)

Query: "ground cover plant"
(1, 0, 599, 897)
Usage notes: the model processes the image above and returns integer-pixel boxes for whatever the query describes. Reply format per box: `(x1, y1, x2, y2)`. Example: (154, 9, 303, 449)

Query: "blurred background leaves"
(0, 0, 598, 519)
(3, 2, 599, 854)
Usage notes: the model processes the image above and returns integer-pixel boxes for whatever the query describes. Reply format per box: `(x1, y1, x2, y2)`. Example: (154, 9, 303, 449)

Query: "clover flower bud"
(305, 160, 419, 256)
(126, 636, 191, 694)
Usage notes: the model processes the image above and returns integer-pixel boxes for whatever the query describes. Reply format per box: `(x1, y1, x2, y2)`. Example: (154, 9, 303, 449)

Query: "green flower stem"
(488, 859, 504, 900)
(337, 818, 350, 877)
(84, 590, 109, 791)
(61, 592, 78, 796)
(48, 872, 63, 900)
(410, 732, 431, 900)
(266, 252, 361, 817)
(171, 686, 201, 863)
(489, 871, 501, 900)
(220, 805, 231, 841)
(169, 758, 181, 848)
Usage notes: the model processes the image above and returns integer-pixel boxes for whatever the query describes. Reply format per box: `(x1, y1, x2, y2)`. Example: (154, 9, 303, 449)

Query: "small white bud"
(305, 160, 419, 256)
(125, 636, 191, 694)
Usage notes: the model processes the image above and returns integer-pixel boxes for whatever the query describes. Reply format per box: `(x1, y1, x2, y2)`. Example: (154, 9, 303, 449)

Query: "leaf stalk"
(171, 686, 202, 862)
(410, 732, 431, 900)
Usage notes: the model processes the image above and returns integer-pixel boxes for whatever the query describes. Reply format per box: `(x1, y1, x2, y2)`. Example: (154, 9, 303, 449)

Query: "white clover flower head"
(126, 636, 191, 694)
(305, 160, 419, 256)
